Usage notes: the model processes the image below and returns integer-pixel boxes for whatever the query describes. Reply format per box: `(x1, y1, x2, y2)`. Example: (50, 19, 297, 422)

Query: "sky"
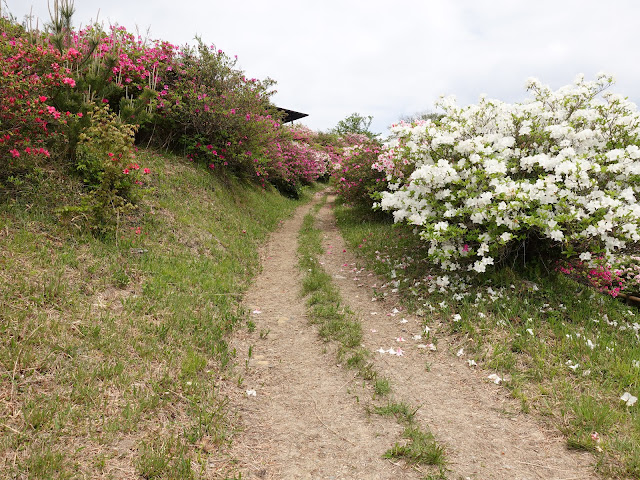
(6, 0, 640, 135)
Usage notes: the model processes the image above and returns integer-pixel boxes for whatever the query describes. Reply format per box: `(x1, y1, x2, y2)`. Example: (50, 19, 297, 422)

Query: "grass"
(0, 150, 310, 478)
(297, 199, 447, 472)
(334, 199, 640, 479)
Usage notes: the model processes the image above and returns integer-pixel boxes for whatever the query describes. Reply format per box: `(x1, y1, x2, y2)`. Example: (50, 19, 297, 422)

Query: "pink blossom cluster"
(331, 139, 386, 206)
(557, 258, 625, 297)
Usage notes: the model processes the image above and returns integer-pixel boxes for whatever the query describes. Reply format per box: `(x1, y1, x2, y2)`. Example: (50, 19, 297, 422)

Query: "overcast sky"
(6, 0, 640, 135)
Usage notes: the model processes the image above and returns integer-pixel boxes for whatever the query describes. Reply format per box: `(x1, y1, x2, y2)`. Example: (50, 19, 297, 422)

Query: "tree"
(398, 110, 444, 123)
(331, 112, 377, 139)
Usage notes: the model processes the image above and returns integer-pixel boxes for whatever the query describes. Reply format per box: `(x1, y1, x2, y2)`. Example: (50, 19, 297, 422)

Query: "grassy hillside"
(0, 150, 309, 478)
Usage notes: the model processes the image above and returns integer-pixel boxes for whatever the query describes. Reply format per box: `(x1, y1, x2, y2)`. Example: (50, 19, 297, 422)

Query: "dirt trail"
(227, 192, 597, 479)
(227, 193, 421, 479)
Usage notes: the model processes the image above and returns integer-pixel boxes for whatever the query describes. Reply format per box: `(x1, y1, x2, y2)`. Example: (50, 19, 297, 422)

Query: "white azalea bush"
(374, 74, 640, 273)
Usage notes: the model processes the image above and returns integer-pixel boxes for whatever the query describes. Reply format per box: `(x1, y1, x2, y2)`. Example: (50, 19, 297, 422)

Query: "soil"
(225, 192, 597, 479)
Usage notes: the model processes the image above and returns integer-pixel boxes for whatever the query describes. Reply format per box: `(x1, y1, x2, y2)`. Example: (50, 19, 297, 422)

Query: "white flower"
(500, 232, 513, 243)
(579, 252, 592, 261)
(549, 229, 564, 242)
(621, 392, 638, 407)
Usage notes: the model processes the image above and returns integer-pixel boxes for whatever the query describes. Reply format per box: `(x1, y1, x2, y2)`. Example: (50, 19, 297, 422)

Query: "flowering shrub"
(557, 258, 625, 297)
(1, 11, 336, 212)
(333, 140, 386, 207)
(558, 254, 640, 297)
(375, 74, 640, 273)
(0, 19, 65, 188)
(262, 125, 332, 197)
(65, 104, 149, 232)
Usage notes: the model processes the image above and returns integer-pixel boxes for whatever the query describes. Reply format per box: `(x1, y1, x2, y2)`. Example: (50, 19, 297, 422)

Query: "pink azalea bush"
(558, 254, 640, 297)
(0, 19, 66, 187)
(332, 139, 386, 207)
(1, 11, 334, 207)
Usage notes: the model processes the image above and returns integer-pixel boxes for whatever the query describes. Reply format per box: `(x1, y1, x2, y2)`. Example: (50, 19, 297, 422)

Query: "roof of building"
(276, 107, 308, 123)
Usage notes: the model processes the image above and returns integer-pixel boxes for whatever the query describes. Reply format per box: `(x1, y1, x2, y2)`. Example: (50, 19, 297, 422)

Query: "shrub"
(375, 74, 640, 273)
(0, 20, 66, 189)
(333, 140, 386, 207)
(62, 104, 149, 233)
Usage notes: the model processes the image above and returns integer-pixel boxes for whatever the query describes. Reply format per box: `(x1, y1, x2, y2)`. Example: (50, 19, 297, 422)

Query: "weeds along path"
(314, 195, 598, 480)
(227, 191, 422, 479)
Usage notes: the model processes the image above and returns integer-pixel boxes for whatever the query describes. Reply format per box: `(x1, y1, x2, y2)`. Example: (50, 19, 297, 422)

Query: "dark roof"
(276, 107, 308, 123)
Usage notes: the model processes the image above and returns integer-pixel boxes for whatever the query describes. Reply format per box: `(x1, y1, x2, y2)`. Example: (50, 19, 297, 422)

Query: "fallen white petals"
(246, 389, 257, 397)
(467, 359, 477, 367)
(400, 318, 408, 324)
(488, 374, 502, 384)
(252, 310, 262, 314)
(621, 392, 638, 407)
(566, 360, 579, 371)
(456, 348, 464, 357)
(413, 335, 422, 341)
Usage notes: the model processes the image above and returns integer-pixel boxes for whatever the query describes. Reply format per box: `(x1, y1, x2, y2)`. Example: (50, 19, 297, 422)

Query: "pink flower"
(122, 168, 130, 174)
(143, 168, 150, 174)
(10, 149, 20, 158)
(38, 95, 47, 102)
(63, 77, 76, 87)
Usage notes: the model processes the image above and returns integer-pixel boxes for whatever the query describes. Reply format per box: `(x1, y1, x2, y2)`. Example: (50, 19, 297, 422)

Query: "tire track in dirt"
(226, 192, 424, 479)
(315, 195, 598, 480)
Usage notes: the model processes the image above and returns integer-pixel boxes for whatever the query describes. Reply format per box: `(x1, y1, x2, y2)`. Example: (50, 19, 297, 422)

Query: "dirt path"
(226, 192, 597, 479)
(226, 192, 422, 479)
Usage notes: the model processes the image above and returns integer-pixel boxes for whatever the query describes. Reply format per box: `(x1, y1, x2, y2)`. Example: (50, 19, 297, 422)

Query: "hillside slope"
(0, 150, 308, 478)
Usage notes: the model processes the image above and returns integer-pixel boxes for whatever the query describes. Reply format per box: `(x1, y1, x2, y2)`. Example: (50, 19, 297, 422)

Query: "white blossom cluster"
(374, 74, 640, 273)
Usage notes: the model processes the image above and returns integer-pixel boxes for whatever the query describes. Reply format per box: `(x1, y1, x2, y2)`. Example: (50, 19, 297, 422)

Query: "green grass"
(334, 199, 640, 479)
(297, 205, 372, 377)
(375, 401, 446, 469)
(0, 150, 309, 478)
